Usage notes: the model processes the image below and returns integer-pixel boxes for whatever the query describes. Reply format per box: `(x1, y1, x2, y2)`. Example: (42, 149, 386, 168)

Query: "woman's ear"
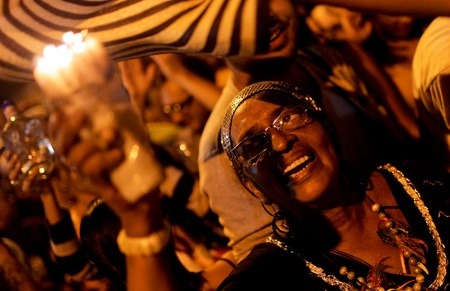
(241, 176, 273, 205)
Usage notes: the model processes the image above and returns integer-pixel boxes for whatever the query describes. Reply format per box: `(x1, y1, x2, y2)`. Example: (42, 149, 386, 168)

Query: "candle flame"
(62, 31, 87, 53)
(36, 31, 88, 74)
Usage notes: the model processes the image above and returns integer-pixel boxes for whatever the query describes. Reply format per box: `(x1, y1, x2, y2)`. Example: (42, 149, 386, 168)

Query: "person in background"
(0, 101, 98, 289)
(305, 4, 373, 45)
(0, 236, 41, 291)
(412, 16, 450, 173)
(155, 55, 229, 271)
(217, 80, 450, 290)
(304, 4, 422, 140)
(0, 149, 98, 290)
(119, 54, 229, 274)
(2, 0, 450, 82)
(155, 54, 221, 174)
(369, 13, 431, 116)
(79, 197, 126, 291)
(0, 167, 44, 291)
(118, 54, 222, 173)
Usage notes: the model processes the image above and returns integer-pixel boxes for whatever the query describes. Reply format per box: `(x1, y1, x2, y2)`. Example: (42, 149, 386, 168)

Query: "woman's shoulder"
(378, 160, 450, 228)
(379, 160, 450, 193)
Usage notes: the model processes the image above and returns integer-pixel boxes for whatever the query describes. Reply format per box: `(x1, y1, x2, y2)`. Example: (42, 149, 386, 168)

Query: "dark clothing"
(296, 44, 420, 172)
(218, 162, 450, 290)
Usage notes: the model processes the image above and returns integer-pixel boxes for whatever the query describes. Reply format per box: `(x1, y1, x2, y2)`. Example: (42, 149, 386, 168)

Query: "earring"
(272, 212, 292, 239)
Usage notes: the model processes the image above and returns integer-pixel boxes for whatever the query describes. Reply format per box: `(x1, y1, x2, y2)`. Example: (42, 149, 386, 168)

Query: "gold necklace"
(267, 163, 447, 290)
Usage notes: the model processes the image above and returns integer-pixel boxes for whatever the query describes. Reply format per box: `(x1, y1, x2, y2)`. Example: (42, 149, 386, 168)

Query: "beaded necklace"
(267, 163, 448, 290)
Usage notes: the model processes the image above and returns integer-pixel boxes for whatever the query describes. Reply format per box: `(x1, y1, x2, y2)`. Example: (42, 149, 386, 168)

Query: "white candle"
(34, 31, 112, 100)
(33, 31, 165, 202)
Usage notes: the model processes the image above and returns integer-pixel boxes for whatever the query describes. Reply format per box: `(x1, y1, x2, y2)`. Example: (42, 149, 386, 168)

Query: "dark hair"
(79, 198, 126, 291)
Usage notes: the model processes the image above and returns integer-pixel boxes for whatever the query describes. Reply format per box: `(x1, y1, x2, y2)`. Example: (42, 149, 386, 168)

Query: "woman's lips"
(283, 154, 315, 179)
(269, 19, 288, 51)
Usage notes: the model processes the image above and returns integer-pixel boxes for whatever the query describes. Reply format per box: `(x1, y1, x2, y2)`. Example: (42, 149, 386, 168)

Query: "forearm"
(126, 250, 179, 291)
(300, 0, 450, 16)
(118, 191, 202, 291)
(153, 54, 221, 111)
(125, 243, 203, 291)
(40, 188, 96, 281)
(46, 208, 97, 281)
(39, 187, 63, 225)
(348, 43, 419, 140)
(1, 0, 268, 82)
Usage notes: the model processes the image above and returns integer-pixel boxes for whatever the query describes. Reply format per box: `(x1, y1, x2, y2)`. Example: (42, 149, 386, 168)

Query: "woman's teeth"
(284, 155, 311, 174)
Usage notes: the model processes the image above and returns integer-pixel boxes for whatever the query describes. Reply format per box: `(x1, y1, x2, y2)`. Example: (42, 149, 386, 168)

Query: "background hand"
(117, 58, 158, 116)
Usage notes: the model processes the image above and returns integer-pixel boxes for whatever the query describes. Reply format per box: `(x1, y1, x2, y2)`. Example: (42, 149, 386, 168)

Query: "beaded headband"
(220, 81, 322, 172)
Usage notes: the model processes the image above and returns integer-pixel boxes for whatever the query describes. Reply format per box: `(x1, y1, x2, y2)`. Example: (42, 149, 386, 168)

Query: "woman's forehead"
(231, 98, 287, 139)
(232, 92, 301, 127)
(242, 91, 299, 107)
(235, 98, 281, 117)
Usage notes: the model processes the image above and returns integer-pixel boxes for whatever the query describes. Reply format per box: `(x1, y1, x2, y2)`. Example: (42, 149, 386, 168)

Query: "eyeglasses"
(231, 104, 314, 162)
(163, 96, 193, 115)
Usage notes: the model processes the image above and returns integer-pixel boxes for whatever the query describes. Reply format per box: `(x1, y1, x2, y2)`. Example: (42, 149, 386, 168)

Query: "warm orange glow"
(35, 31, 87, 75)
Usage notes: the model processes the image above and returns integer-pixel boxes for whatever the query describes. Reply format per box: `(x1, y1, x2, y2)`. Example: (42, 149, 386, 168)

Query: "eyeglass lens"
(232, 105, 311, 161)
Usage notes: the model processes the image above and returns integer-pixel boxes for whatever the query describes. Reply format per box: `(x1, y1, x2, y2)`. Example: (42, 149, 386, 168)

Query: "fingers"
(144, 61, 158, 85)
(8, 159, 21, 183)
(81, 147, 123, 177)
(48, 107, 87, 157)
(48, 104, 124, 189)
(21, 169, 40, 195)
(64, 137, 123, 177)
(0, 150, 21, 182)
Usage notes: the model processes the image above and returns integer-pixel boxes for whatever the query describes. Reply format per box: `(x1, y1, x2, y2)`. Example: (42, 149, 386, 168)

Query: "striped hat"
(0, 0, 269, 82)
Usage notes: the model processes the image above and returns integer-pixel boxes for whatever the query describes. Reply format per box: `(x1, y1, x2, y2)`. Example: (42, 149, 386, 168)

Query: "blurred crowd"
(0, 2, 449, 290)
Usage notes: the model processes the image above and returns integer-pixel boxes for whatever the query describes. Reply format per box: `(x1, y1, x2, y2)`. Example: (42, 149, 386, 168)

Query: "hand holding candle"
(33, 31, 165, 203)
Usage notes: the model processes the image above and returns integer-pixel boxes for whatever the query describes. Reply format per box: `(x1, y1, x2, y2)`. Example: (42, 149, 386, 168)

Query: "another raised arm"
(3, 0, 450, 83)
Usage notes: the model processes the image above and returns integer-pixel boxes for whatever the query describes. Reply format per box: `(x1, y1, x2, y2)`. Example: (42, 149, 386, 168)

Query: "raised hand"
(0, 149, 48, 199)
(33, 31, 165, 203)
(117, 57, 158, 116)
(0, 150, 21, 185)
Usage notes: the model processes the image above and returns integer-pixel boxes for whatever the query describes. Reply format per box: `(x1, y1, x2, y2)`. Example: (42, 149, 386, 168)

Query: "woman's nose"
(268, 128, 297, 152)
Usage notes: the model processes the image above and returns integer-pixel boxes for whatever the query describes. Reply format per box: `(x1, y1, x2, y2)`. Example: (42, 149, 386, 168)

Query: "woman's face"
(374, 14, 414, 40)
(227, 0, 298, 67)
(230, 95, 340, 207)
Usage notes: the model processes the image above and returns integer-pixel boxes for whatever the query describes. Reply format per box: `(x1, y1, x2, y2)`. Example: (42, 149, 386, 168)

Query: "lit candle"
(33, 31, 165, 203)
(34, 31, 111, 100)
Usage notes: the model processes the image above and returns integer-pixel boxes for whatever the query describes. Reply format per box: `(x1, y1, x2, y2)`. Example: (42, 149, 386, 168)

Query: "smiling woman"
(218, 81, 450, 290)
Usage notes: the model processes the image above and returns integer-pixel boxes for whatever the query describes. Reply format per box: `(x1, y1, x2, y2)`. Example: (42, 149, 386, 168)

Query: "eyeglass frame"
(220, 81, 323, 176)
(230, 104, 315, 162)
(163, 96, 193, 115)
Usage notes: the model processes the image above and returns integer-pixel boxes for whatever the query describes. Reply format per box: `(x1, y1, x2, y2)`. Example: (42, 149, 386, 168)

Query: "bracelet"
(117, 220, 172, 256)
